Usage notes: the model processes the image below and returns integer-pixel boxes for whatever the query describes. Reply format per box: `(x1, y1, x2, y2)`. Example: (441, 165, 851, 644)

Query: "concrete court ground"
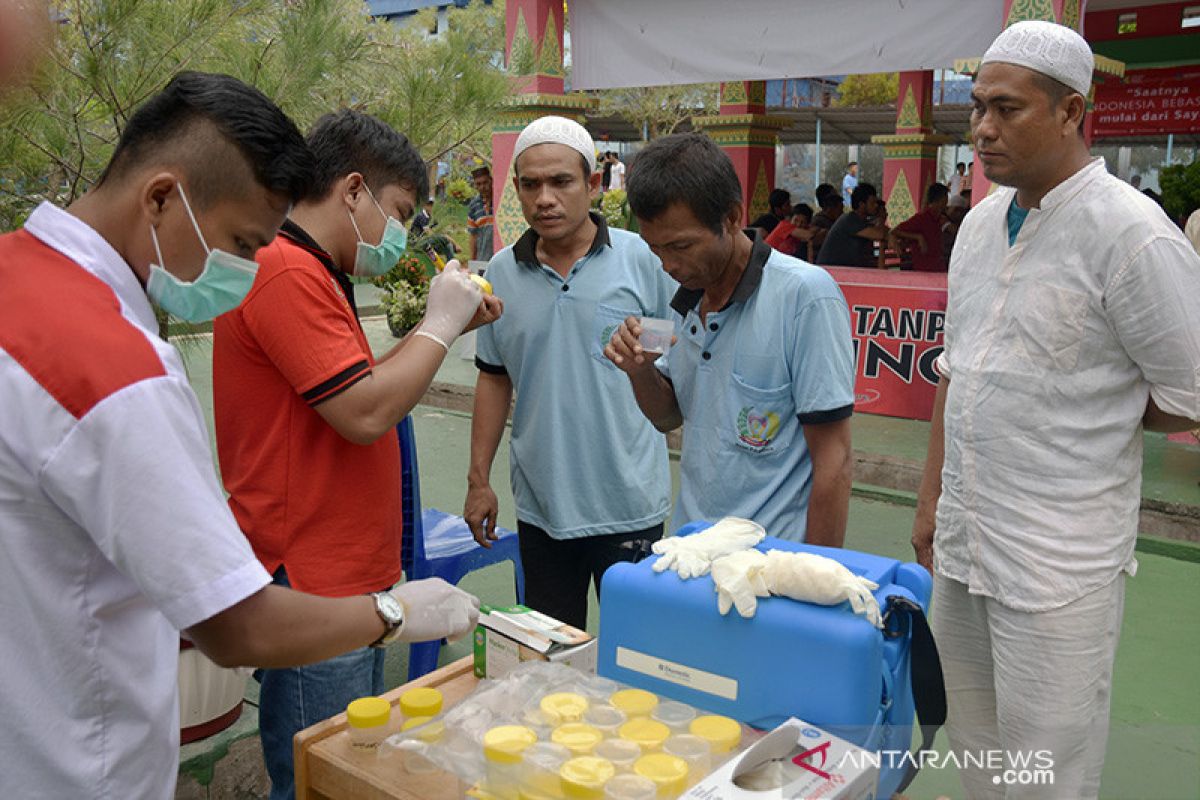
(175, 308, 1199, 800)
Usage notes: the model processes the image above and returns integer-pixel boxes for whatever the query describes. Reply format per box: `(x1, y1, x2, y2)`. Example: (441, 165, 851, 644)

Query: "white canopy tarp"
(569, 0, 1006, 90)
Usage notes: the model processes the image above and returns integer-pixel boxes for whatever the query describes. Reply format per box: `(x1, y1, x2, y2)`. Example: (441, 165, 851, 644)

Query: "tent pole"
(815, 115, 823, 195)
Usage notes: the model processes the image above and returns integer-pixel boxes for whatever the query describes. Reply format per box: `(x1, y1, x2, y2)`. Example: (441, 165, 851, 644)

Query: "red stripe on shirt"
(0, 230, 166, 418)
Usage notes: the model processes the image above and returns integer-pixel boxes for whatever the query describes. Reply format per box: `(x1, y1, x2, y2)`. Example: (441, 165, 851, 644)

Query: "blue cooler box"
(598, 522, 932, 797)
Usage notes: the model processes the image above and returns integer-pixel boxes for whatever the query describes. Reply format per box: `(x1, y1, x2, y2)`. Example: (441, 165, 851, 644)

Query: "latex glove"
(762, 550, 882, 628)
(711, 549, 771, 617)
(420, 261, 483, 348)
(388, 577, 481, 643)
(651, 517, 766, 580)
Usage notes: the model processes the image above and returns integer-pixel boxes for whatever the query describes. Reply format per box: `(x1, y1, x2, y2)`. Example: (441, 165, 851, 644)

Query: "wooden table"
(294, 656, 480, 800)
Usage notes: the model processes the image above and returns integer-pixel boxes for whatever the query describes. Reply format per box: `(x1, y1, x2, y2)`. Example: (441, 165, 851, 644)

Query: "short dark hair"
(627, 133, 741, 234)
(306, 109, 429, 202)
(97, 71, 313, 207)
(471, 165, 491, 178)
(850, 182, 877, 210)
(792, 203, 814, 222)
(926, 182, 949, 205)
(815, 183, 836, 204)
(819, 192, 843, 211)
(1029, 72, 1087, 135)
(956, 161, 966, 171)
(768, 188, 791, 212)
(847, 161, 858, 169)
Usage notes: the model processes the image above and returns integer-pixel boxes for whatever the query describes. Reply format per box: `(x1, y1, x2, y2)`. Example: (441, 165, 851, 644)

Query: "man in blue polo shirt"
(466, 116, 676, 628)
(606, 133, 854, 544)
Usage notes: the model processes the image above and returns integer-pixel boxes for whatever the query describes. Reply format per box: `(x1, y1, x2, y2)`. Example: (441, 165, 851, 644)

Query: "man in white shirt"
(947, 161, 965, 199)
(607, 151, 626, 192)
(911, 22, 1200, 800)
(0, 72, 478, 800)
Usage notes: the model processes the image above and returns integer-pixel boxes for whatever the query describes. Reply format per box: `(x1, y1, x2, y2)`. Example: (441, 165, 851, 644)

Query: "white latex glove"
(762, 550, 882, 628)
(711, 549, 771, 617)
(420, 261, 483, 348)
(388, 577, 481, 643)
(651, 517, 766, 580)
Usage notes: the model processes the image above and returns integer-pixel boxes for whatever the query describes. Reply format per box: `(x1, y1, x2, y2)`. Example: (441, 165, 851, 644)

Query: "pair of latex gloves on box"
(651, 517, 882, 628)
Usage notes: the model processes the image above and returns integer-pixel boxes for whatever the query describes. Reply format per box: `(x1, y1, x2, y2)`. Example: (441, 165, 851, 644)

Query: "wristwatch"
(370, 592, 406, 648)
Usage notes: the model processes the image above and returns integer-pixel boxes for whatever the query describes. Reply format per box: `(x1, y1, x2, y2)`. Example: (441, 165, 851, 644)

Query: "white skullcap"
(513, 115, 596, 173)
(980, 20, 1094, 96)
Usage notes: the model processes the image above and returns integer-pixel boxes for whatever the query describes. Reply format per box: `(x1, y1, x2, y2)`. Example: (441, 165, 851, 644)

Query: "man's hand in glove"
(387, 578, 481, 643)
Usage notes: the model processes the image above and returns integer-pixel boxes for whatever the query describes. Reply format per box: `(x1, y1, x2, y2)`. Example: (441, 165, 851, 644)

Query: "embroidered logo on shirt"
(737, 407, 780, 450)
(328, 275, 349, 309)
(600, 322, 620, 349)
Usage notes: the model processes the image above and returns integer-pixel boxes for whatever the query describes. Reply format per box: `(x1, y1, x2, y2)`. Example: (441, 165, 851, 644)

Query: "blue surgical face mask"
(145, 184, 259, 323)
(347, 184, 408, 277)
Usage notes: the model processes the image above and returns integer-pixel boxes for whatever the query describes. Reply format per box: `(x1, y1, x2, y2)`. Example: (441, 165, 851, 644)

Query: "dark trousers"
(517, 520, 663, 630)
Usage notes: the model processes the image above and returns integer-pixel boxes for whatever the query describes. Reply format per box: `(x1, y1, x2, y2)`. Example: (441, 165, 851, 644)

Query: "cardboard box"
(472, 605, 597, 679)
(683, 718, 878, 800)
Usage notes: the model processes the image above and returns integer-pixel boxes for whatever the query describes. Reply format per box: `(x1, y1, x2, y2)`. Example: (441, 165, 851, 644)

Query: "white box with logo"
(683, 718, 878, 800)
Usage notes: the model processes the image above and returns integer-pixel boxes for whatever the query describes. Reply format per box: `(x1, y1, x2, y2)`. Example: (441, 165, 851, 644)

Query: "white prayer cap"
(980, 20, 1094, 96)
(513, 115, 596, 173)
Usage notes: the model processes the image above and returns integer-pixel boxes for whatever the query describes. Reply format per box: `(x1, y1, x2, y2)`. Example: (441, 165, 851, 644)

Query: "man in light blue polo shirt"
(606, 133, 854, 544)
(466, 116, 676, 628)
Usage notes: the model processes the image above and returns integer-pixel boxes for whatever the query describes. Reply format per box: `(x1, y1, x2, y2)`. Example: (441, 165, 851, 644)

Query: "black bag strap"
(883, 594, 947, 794)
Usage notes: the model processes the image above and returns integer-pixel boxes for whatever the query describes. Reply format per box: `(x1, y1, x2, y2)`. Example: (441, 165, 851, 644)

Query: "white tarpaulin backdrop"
(569, 0, 1007, 90)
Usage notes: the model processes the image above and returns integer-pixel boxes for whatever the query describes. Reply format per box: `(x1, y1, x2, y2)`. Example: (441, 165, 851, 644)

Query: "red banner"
(1092, 67, 1200, 138)
(825, 268, 947, 421)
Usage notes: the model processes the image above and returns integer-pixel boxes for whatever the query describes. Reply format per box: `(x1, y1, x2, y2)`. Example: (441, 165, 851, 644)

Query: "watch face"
(377, 593, 404, 625)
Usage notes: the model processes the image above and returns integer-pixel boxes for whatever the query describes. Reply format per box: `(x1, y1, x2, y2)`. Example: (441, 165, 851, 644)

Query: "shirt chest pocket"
(592, 303, 640, 369)
(718, 374, 797, 457)
(994, 284, 1090, 380)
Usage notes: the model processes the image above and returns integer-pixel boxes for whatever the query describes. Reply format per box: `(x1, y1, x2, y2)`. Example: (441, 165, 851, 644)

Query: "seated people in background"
(816, 182, 888, 268)
(765, 202, 816, 261)
(809, 192, 844, 256)
(750, 188, 791, 235)
(410, 197, 435, 237)
(890, 183, 954, 272)
(815, 182, 837, 208)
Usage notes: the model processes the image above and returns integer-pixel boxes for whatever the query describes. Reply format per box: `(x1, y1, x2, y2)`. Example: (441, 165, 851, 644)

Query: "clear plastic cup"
(617, 718, 670, 753)
(637, 317, 673, 356)
(345, 697, 391, 750)
(603, 774, 658, 800)
(583, 704, 626, 735)
(689, 715, 742, 757)
(559, 756, 616, 799)
(610, 689, 658, 720)
(520, 741, 571, 799)
(593, 738, 642, 772)
(662, 734, 710, 787)
(541, 692, 590, 725)
(400, 716, 445, 774)
(579, 675, 621, 702)
(484, 725, 539, 800)
(650, 701, 696, 734)
(632, 753, 688, 798)
(552, 723, 605, 756)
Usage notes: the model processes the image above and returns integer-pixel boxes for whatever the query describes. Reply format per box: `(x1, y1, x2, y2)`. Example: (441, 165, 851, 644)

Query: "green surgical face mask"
(347, 184, 408, 277)
(145, 184, 259, 323)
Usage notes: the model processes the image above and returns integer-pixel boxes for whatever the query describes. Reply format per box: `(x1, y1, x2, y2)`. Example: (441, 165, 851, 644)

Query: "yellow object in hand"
(469, 274, 493, 294)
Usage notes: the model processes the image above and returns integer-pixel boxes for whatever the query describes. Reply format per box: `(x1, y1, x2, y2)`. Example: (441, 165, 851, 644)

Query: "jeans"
(257, 569, 386, 800)
(517, 521, 663, 630)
